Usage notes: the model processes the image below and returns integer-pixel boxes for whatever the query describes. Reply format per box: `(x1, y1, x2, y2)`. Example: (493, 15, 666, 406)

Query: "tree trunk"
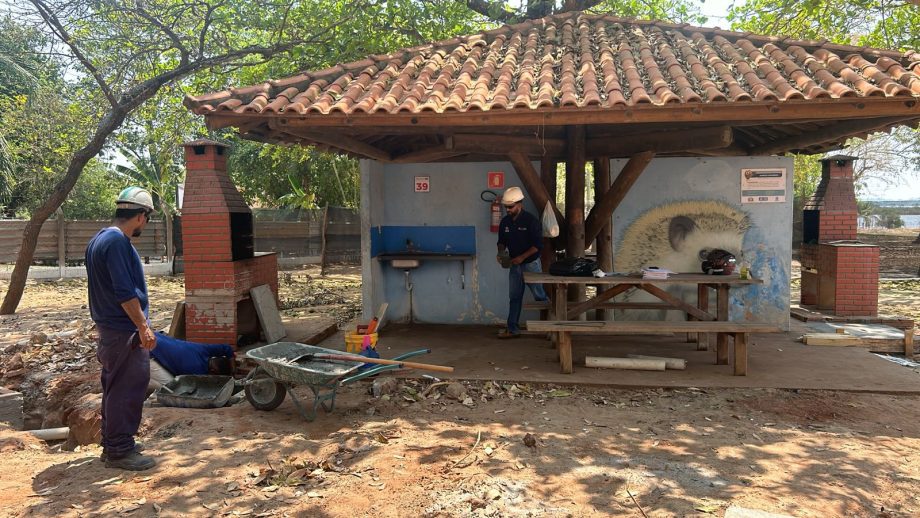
(1, 108, 132, 314)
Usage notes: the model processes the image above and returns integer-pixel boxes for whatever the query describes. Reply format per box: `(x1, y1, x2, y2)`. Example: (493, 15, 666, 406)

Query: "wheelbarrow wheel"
(245, 370, 286, 411)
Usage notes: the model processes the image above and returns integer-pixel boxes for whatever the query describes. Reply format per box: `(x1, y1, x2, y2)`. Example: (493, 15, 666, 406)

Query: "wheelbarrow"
(241, 342, 432, 421)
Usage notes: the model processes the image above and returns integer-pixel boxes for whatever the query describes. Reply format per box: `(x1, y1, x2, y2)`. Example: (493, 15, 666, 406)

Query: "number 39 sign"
(414, 176, 430, 193)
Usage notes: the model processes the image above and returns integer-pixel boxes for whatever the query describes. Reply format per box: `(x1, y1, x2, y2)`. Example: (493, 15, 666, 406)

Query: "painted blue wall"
(361, 156, 792, 329)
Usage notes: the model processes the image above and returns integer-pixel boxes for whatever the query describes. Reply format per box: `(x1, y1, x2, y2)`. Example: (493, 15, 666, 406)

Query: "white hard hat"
(502, 186, 524, 205)
(116, 186, 155, 211)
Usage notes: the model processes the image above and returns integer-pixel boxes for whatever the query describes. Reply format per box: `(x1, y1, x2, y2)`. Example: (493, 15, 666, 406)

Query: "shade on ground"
(318, 320, 920, 393)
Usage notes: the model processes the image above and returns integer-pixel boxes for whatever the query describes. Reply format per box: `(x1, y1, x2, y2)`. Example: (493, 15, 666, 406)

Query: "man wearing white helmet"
(85, 186, 157, 471)
(496, 186, 548, 339)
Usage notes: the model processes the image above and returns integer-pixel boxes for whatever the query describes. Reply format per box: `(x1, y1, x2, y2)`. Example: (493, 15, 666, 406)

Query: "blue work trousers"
(96, 326, 150, 458)
(507, 260, 549, 334)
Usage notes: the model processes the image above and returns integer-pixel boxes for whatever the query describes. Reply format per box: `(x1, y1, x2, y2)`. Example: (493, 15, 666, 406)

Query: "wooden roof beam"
(453, 133, 565, 157)
(584, 151, 655, 244)
(586, 126, 733, 157)
(507, 152, 566, 230)
(748, 116, 916, 155)
(270, 123, 392, 162)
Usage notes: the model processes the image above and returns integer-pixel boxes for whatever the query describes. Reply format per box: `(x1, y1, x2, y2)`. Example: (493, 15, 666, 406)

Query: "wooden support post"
(540, 158, 557, 320)
(696, 284, 710, 351)
(565, 125, 586, 312)
(553, 284, 567, 349)
(733, 332, 748, 376)
(593, 157, 613, 320)
(905, 326, 915, 360)
(584, 151, 655, 244)
(56, 208, 65, 278)
(559, 331, 573, 374)
(319, 205, 330, 276)
(716, 285, 730, 365)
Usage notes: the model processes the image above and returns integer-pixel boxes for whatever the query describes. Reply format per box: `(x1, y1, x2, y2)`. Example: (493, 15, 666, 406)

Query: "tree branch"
(30, 0, 119, 107)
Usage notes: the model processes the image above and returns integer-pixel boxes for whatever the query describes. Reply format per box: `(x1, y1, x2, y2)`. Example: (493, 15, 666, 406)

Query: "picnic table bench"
(524, 272, 782, 375)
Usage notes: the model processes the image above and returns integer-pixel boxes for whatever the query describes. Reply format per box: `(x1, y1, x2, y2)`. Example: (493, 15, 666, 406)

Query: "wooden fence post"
(320, 205, 330, 276)
(56, 208, 66, 278)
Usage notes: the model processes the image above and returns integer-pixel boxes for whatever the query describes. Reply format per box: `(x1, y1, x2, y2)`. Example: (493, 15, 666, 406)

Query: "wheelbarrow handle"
(312, 353, 454, 373)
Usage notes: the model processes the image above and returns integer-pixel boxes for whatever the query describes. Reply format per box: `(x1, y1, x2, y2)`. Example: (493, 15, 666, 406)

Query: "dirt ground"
(1, 264, 920, 517)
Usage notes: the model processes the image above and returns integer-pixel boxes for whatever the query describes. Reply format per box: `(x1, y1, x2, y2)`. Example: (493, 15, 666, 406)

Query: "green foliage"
(63, 162, 122, 219)
(226, 137, 359, 209)
(727, 0, 917, 50)
(792, 154, 822, 202)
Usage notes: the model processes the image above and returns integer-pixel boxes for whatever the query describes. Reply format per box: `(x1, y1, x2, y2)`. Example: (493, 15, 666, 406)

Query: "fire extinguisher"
(483, 190, 502, 233)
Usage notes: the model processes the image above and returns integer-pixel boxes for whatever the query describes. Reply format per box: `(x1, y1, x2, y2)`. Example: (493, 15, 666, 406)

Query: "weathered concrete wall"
(361, 156, 793, 329)
(611, 156, 793, 328)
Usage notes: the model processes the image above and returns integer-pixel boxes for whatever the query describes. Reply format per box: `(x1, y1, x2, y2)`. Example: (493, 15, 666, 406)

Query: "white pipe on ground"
(627, 354, 687, 370)
(585, 357, 666, 371)
(28, 427, 69, 441)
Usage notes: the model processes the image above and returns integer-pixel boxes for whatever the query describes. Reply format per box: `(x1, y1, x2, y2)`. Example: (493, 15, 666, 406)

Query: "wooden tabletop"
(524, 272, 763, 285)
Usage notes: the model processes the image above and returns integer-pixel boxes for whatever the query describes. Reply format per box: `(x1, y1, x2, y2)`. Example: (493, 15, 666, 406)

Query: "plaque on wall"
(741, 168, 786, 203)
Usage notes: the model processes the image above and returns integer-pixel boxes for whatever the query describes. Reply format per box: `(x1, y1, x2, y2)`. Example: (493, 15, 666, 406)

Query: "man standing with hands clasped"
(85, 186, 158, 471)
(496, 186, 549, 339)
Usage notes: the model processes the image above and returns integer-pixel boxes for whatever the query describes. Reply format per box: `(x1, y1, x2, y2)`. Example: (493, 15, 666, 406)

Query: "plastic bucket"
(345, 331, 378, 353)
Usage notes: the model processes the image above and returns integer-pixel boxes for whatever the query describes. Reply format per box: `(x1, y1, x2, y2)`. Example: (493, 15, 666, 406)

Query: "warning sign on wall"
(414, 176, 430, 193)
(488, 171, 504, 189)
(741, 168, 786, 203)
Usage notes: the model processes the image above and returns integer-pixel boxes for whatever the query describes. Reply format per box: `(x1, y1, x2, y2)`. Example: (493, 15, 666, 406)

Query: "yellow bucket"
(345, 331, 378, 353)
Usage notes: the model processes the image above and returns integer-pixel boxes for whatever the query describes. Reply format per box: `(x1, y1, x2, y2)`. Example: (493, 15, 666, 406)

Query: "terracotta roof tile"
(185, 12, 920, 118)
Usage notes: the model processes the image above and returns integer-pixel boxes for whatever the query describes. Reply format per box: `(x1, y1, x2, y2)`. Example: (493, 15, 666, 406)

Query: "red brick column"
(817, 243, 879, 317)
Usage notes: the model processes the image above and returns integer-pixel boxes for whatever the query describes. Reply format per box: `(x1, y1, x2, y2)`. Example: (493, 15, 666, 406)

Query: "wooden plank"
(168, 301, 186, 339)
(524, 272, 762, 285)
(593, 156, 612, 321)
(585, 151, 654, 244)
(733, 332, 748, 376)
(803, 333, 864, 346)
(526, 320, 782, 333)
(905, 328, 915, 360)
(565, 284, 633, 319)
(250, 284, 287, 344)
(275, 126, 392, 161)
(249, 97, 920, 129)
(554, 284, 567, 348)
(565, 125, 587, 307)
(638, 283, 716, 321)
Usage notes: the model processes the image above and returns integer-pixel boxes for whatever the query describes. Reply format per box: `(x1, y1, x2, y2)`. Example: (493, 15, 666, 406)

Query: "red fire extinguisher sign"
(488, 171, 504, 189)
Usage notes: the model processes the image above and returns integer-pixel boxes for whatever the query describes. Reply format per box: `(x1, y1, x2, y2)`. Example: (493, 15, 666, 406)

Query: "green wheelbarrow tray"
(242, 342, 431, 421)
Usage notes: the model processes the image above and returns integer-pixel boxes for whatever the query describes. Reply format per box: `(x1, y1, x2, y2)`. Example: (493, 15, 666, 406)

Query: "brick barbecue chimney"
(799, 155, 879, 316)
(181, 139, 279, 346)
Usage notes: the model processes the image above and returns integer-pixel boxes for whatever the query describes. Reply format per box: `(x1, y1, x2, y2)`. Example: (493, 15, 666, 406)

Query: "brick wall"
(817, 243, 880, 317)
(181, 140, 278, 346)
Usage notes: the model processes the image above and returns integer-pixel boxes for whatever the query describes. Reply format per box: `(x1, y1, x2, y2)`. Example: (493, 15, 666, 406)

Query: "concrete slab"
(250, 284, 286, 343)
(317, 320, 920, 393)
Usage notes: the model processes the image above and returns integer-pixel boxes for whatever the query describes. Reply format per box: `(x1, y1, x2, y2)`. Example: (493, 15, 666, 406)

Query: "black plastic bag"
(549, 257, 598, 277)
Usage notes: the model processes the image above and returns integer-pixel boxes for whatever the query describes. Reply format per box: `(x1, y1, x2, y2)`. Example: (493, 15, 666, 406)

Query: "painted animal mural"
(614, 200, 752, 320)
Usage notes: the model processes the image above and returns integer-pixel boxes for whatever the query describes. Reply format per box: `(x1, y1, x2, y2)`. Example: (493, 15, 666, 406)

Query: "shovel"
(288, 352, 454, 373)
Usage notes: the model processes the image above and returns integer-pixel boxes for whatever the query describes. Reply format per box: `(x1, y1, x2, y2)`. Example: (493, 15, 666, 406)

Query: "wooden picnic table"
(523, 272, 776, 375)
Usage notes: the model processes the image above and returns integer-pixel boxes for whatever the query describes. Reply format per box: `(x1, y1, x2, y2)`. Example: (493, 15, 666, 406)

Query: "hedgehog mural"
(614, 200, 752, 320)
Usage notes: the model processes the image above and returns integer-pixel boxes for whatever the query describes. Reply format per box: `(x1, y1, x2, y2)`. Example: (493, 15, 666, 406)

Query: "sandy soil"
(1, 264, 920, 517)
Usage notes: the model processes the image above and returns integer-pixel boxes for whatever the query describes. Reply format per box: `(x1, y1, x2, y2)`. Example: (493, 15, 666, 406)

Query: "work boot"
(104, 451, 156, 471)
(99, 441, 145, 462)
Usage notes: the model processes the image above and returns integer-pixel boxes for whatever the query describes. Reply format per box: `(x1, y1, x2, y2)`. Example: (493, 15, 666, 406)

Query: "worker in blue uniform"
(496, 186, 549, 339)
(85, 187, 158, 471)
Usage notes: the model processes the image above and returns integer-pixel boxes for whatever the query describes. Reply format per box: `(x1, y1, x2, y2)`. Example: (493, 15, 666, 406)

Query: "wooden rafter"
(507, 152, 565, 228)
(748, 116, 917, 155)
(452, 133, 565, 156)
(270, 123, 393, 162)
(584, 150, 655, 245)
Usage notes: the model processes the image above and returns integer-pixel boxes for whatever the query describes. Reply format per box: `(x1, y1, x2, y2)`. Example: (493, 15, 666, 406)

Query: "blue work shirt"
(497, 210, 543, 263)
(85, 227, 148, 331)
(150, 333, 234, 375)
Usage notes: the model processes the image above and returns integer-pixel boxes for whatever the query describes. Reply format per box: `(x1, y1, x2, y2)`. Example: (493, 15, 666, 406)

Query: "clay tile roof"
(185, 12, 920, 120)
